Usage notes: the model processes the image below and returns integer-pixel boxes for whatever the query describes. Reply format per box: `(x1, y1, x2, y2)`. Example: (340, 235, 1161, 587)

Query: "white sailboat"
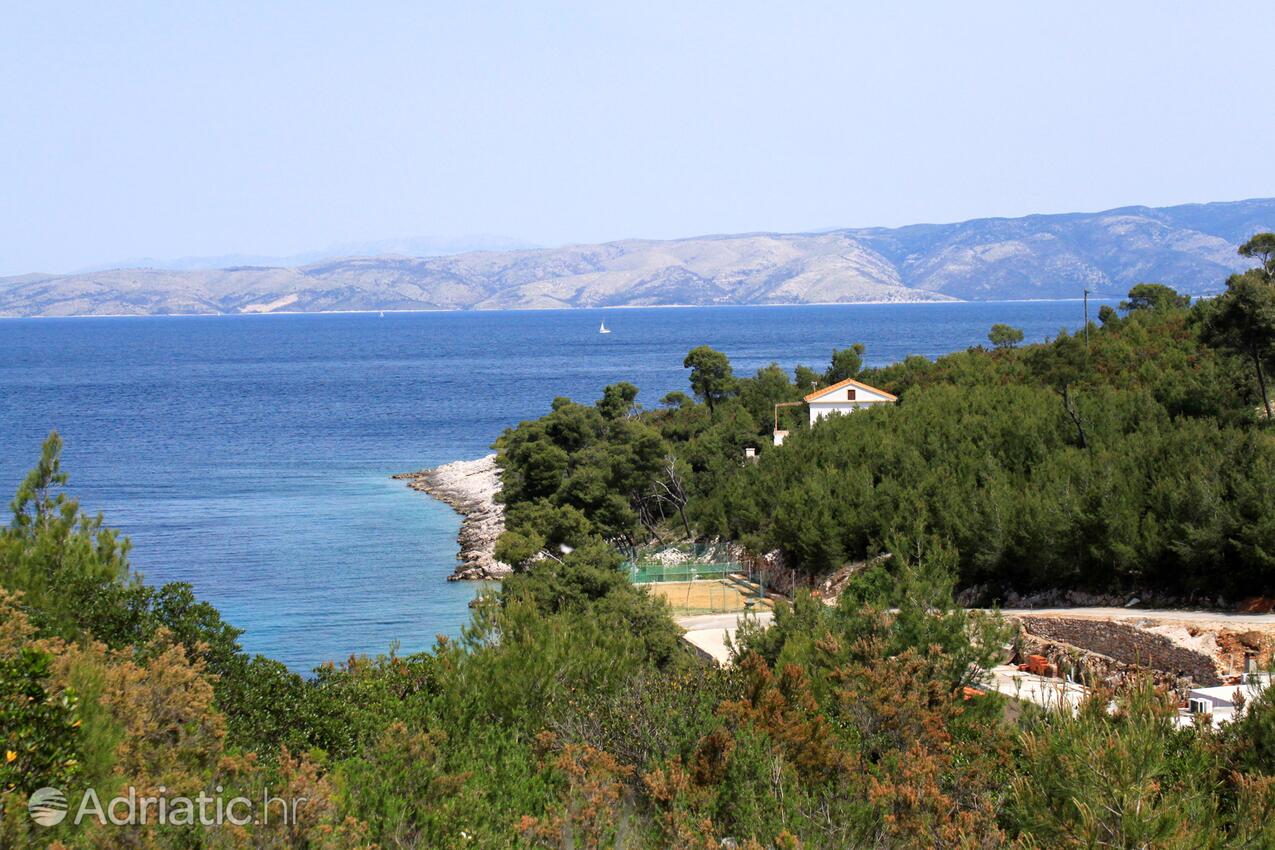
(598, 319, 611, 334)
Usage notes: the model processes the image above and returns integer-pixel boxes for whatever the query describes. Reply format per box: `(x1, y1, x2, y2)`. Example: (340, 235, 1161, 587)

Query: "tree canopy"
(682, 344, 736, 414)
(1121, 282, 1192, 312)
(1239, 231, 1275, 278)
(496, 281, 1274, 601)
(987, 323, 1025, 350)
(824, 343, 864, 382)
(1202, 234, 1275, 419)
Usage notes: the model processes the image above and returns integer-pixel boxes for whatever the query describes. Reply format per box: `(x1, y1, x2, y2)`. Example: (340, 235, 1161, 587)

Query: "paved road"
(1000, 608, 1275, 627)
(677, 611, 773, 665)
(680, 608, 1275, 630)
(676, 611, 774, 632)
(988, 664, 1088, 712)
(675, 607, 1275, 666)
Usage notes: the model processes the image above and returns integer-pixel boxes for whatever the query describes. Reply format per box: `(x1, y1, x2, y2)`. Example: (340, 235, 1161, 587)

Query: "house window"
(846, 389, 856, 400)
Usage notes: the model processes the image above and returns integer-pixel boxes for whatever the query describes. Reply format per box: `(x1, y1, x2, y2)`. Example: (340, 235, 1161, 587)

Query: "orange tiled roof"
(803, 377, 899, 403)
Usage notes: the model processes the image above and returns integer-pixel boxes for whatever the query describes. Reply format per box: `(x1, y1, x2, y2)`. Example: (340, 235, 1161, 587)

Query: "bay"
(0, 301, 1092, 670)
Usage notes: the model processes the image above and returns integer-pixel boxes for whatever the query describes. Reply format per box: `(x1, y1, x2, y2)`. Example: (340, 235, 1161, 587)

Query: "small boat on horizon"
(598, 320, 611, 334)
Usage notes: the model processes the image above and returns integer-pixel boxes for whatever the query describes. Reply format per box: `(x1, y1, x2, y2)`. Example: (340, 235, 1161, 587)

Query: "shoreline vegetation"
(394, 454, 512, 580)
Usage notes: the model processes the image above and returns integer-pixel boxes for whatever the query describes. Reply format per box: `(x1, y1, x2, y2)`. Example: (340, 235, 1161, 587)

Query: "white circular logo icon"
(28, 787, 68, 826)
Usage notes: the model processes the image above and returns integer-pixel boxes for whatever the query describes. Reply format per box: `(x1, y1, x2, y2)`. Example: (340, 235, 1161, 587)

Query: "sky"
(3, 2, 1274, 276)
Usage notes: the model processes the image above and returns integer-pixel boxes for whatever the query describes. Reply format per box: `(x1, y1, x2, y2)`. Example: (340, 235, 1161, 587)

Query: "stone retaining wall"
(1017, 616, 1221, 686)
(1017, 633, 1185, 692)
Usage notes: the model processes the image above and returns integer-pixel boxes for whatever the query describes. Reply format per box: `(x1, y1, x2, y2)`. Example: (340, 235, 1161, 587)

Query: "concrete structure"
(771, 400, 805, 447)
(677, 611, 774, 666)
(1176, 677, 1270, 728)
(988, 665, 1090, 714)
(1188, 685, 1245, 711)
(803, 378, 897, 426)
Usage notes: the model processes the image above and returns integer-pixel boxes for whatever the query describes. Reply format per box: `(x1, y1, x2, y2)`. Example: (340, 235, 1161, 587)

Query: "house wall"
(808, 401, 871, 425)
(805, 384, 894, 427)
(808, 400, 895, 425)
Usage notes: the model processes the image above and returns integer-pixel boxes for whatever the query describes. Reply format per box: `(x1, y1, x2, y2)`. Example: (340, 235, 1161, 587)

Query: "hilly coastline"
(3, 197, 1273, 317)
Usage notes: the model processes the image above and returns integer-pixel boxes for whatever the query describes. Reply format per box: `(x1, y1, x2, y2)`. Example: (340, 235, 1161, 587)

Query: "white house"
(803, 378, 897, 426)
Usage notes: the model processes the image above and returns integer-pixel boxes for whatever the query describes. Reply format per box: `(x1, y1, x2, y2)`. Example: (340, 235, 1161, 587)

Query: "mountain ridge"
(4, 198, 1273, 317)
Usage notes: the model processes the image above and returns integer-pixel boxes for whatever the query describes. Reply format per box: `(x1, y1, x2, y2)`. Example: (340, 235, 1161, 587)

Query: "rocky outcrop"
(395, 454, 512, 581)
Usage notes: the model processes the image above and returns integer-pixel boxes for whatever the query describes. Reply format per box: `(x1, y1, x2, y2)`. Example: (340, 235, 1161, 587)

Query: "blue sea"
(0, 302, 1091, 670)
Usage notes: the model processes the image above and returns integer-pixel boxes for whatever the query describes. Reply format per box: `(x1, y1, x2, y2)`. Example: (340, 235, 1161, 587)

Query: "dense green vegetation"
(3, 237, 1275, 847)
(4, 442, 1275, 847)
(495, 238, 1275, 602)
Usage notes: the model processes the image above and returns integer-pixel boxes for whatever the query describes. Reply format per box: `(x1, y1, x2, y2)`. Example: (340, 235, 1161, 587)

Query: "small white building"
(803, 378, 897, 426)
(1177, 675, 1271, 728)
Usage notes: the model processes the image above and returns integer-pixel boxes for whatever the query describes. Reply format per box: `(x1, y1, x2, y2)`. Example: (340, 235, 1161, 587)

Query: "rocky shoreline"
(394, 454, 513, 581)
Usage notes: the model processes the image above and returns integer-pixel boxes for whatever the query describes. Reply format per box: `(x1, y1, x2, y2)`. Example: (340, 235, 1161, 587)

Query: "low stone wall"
(1017, 616, 1221, 686)
(1017, 633, 1185, 692)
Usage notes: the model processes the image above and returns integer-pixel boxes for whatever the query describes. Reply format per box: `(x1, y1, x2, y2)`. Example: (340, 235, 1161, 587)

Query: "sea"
(0, 301, 1091, 670)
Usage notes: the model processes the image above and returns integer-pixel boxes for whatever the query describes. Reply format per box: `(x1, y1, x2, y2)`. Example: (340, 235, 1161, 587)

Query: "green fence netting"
(625, 561, 740, 584)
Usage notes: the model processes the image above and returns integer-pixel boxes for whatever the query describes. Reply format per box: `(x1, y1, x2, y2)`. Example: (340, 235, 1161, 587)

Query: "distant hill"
(3, 198, 1272, 317)
(72, 234, 539, 274)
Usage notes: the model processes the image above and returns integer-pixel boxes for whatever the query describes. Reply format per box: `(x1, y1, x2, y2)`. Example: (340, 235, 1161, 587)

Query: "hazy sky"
(3, 2, 1274, 275)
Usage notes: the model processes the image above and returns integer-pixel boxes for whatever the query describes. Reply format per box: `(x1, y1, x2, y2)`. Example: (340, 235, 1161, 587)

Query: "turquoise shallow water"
(0, 302, 1090, 670)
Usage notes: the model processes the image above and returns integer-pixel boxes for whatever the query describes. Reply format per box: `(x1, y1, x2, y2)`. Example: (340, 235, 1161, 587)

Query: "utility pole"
(1083, 288, 1090, 349)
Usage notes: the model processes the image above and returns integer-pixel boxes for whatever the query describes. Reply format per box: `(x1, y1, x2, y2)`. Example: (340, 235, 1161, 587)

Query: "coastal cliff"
(395, 454, 512, 581)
